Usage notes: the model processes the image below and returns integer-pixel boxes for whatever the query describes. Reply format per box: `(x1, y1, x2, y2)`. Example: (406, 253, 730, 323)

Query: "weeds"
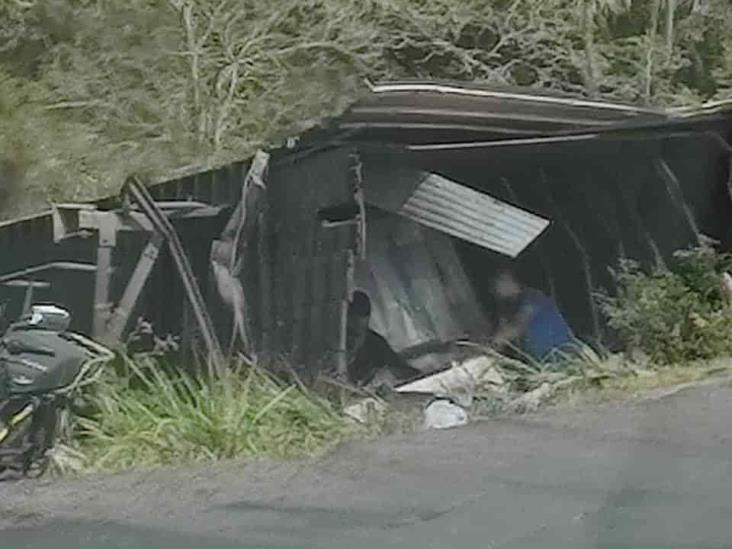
(70, 355, 353, 473)
(599, 247, 732, 364)
(460, 344, 625, 414)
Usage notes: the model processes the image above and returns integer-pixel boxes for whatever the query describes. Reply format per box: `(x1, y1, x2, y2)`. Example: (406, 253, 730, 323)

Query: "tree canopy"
(0, 0, 730, 217)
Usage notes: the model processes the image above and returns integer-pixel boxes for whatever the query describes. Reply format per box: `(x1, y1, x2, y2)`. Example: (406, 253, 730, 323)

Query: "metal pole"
(93, 217, 117, 339)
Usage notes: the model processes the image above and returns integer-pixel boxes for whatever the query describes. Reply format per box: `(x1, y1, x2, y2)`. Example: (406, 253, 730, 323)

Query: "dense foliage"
(1, 0, 731, 217)
(600, 246, 732, 364)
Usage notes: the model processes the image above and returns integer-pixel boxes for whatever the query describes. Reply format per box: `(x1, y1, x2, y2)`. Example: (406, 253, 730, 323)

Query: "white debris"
(395, 355, 504, 401)
(343, 397, 388, 424)
(423, 399, 469, 430)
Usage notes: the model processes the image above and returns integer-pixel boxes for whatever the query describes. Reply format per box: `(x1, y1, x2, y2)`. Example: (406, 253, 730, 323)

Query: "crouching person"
(490, 268, 580, 363)
(345, 290, 421, 387)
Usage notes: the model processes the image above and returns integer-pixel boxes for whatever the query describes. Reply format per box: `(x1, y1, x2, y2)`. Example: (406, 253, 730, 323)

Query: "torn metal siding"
(240, 147, 359, 376)
(355, 213, 489, 371)
(106, 161, 263, 353)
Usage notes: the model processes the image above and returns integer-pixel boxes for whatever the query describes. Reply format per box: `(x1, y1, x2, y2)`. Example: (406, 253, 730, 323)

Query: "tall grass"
(74, 356, 353, 472)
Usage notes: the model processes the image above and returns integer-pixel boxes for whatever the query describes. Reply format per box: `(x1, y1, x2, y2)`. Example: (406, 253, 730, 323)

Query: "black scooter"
(0, 305, 113, 478)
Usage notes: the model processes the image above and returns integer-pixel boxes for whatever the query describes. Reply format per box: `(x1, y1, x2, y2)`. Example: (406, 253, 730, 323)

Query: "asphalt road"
(3, 381, 732, 549)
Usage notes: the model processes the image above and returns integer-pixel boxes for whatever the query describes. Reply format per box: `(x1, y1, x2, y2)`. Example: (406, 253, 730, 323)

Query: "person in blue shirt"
(490, 269, 577, 362)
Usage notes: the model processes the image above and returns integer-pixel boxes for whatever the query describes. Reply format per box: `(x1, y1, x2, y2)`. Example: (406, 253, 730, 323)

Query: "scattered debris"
(505, 382, 556, 414)
(395, 355, 505, 404)
(343, 354, 504, 429)
(343, 397, 388, 425)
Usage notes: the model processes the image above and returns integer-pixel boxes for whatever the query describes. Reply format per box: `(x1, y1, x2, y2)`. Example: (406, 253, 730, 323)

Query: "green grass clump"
(74, 356, 352, 472)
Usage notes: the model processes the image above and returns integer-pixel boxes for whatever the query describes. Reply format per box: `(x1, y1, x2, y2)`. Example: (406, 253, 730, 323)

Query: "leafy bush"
(599, 247, 732, 364)
(73, 355, 352, 472)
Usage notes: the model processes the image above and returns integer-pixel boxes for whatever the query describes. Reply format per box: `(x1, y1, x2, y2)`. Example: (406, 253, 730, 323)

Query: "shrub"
(73, 355, 352, 472)
(599, 247, 732, 364)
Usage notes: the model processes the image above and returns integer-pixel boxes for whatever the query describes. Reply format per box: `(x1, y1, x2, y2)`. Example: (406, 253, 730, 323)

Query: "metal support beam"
(51, 199, 224, 353)
(0, 262, 97, 284)
(52, 203, 223, 243)
(93, 217, 117, 339)
(124, 176, 224, 372)
(3, 280, 51, 289)
(104, 231, 164, 344)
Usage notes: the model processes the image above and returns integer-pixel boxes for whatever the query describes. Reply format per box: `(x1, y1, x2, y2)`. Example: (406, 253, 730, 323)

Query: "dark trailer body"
(0, 82, 729, 377)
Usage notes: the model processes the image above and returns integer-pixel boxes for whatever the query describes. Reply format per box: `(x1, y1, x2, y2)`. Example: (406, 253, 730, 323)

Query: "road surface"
(3, 380, 732, 548)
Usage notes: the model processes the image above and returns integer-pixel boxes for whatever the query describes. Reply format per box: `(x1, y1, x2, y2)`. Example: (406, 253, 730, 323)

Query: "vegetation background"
(1, 0, 731, 218)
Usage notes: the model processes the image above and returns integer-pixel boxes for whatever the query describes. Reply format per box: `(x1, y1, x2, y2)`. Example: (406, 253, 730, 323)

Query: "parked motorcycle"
(0, 305, 113, 479)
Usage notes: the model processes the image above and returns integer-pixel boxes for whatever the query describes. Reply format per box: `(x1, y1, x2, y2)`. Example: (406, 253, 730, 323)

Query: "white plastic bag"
(423, 399, 469, 430)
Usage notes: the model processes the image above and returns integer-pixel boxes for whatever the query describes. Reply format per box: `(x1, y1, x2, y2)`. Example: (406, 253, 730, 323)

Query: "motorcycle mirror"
(21, 283, 34, 317)
(26, 305, 71, 332)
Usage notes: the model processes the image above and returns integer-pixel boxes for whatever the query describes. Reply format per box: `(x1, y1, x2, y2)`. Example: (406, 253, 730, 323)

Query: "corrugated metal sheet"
(362, 164, 550, 258)
(402, 173, 549, 257)
(370, 82, 661, 116)
(239, 147, 358, 377)
(332, 81, 669, 146)
(319, 81, 732, 149)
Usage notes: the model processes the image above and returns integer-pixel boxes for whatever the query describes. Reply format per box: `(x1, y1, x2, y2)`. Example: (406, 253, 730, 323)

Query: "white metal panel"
(400, 173, 549, 257)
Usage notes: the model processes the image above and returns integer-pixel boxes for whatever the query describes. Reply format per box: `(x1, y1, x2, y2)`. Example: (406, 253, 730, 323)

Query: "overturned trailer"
(0, 81, 730, 378)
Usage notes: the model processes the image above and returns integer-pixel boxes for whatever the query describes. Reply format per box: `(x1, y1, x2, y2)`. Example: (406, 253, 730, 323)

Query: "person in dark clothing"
(346, 290, 421, 387)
